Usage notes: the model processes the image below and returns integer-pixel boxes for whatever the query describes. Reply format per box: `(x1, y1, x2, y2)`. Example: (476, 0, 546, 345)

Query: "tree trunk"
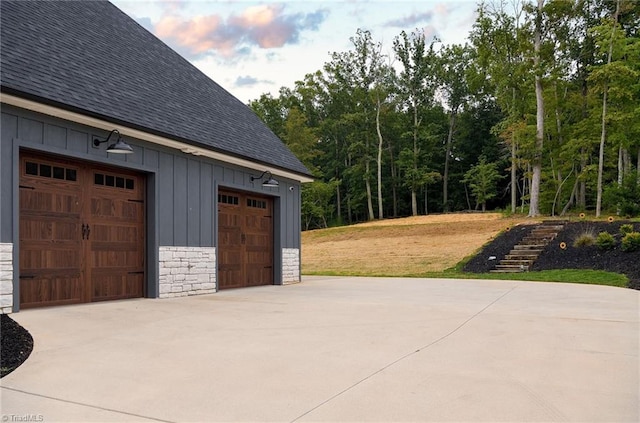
(637, 147, 640, 185)
(578, 150, 586, 208)
(411, 100, 419, 216)
(443, 111, 456, 213)
(511, 127, 517, 214)
(618, 146, 624, 186)
(387, 139, 398, 217)
(561, 177, 579, 216)
(346, 155, 352, 224)
(336, 183, 341, 223)
(529, 0, 544, 218)
(365, 159, 374, 221)
(510, 88, 517, 214)
(376, 98, 384, 220)
(596, 0, 620, 218)
(335, 137, 342, 222)
(424, 184, 429, 215)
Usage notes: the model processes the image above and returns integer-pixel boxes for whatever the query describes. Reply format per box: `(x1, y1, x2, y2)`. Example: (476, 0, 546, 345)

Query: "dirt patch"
(303, 214, 530, 275)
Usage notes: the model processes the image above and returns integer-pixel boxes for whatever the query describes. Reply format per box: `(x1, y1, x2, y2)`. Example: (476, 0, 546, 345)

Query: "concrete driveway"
(1, 276, 638, 423)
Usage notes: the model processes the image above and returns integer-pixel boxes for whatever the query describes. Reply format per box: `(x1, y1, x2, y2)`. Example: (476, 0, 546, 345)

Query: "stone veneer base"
(282, 248, 301, 284)
(159, 246, 216, 298)
(0, 243, 14, 314)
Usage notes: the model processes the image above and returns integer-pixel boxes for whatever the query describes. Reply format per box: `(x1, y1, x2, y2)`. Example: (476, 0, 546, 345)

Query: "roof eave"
(0, 89, 314, 183)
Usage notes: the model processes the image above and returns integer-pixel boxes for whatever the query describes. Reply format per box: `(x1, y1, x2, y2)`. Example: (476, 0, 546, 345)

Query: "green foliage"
(461, 157, 504, 211)
(596, 231, 616, 250)
(249, 1, 640, 223)
(573, 228, 596, 247)
(621, 232, 640, 252)
(620, 224, 634, 235)
(603, 177, 640, 217)
(302, 180, 339, 230)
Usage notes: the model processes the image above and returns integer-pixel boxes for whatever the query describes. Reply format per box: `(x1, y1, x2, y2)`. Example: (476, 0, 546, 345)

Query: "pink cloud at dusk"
(152, 4, 328, 58)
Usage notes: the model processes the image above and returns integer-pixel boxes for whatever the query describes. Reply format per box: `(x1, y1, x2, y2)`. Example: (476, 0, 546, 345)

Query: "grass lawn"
(301, 213, 631, 287)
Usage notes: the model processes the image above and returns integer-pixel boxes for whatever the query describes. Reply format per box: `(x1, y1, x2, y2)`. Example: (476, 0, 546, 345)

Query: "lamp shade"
(262, 177, 279, 187)
(107, 139, 134, 154)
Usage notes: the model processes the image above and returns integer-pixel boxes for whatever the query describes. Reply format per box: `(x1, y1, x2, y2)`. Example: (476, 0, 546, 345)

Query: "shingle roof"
(0, 1, 311, 178)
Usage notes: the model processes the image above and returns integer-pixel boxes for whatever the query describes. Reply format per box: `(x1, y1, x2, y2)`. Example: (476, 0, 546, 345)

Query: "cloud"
(383, 11, 433, 28)
(235, 75, 273, 87)
(152, 4, 329, 59)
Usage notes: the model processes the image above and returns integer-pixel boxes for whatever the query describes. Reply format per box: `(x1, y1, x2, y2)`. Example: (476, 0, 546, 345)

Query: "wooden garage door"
(218, 190, 273, 289)
(19, 152, 145, 308)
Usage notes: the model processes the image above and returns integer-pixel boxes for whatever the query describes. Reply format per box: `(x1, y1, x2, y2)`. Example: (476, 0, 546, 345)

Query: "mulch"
(464, 220, 640, 290)
(1, 313, 34, 378)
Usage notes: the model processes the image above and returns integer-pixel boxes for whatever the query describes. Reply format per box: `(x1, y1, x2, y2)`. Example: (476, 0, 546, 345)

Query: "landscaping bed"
(1, 313, 33, 378)
(464, 220, 640, 290)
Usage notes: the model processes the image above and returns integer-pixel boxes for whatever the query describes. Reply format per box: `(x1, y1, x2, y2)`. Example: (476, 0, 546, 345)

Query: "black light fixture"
(93, 129, 134, 154)
(250, 170, 279, 187)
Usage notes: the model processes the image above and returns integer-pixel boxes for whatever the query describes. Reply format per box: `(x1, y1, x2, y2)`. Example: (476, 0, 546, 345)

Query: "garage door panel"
(20, 152, 145, 308)
(20, 274, 83, 308)
(20, 219, 80, 242)
(20, 248, 81, 270)
(92, 272, 143, 301)
(91, 225, 140, 243)
(218, 190, 273, 289)
(246, 267, 272, 287)
(20, 190, 82, 215)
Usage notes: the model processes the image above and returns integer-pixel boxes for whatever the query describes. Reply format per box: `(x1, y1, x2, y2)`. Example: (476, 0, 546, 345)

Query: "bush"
(596, 231, 616, 250)
(620, 224, 634, 235)
(603, 177, 640, 217)
(573, 229, 596, 247)
(621, 232, 640, 252)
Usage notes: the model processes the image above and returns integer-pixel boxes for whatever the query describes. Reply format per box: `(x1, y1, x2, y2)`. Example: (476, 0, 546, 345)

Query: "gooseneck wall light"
(93, 129, 134, 154)
(250, 170, 279, 187)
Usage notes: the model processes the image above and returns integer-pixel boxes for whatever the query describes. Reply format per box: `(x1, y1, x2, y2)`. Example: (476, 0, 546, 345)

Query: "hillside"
(302, 213, 531, 276)
(302, 214, 640, 289)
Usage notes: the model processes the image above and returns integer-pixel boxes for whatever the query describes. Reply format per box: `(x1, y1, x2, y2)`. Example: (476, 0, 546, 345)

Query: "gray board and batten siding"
(1, 105, 303, 311)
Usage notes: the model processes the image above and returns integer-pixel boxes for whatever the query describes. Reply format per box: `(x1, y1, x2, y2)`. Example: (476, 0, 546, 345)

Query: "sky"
(112, 0, 480, 104)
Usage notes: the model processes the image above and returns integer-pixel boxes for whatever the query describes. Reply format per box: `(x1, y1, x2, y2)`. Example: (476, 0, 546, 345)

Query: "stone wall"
(0, 243, 13, 314)
(282, 248, 300, 284)
(159, 246, 216, 298)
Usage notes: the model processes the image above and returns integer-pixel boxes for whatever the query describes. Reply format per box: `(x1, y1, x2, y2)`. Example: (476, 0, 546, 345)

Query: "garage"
(218, 190, 274, 289)
(19, 152, 145, 308)
(1, 1, 312, 313)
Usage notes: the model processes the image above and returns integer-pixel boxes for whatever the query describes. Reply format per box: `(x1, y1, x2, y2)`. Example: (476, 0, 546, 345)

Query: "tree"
(302, 180, 339, 230)
(438, 43, 473, 212)
(469, 0, 529, 214)
(393, 30, 439, 216)
(462, 157, 504, 211)
(281, 107, 321, 176)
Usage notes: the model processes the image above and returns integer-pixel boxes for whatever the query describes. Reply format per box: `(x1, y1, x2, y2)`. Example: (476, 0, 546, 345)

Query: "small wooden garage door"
(218, 190, 273, 289)
(19, 152, 145, 308)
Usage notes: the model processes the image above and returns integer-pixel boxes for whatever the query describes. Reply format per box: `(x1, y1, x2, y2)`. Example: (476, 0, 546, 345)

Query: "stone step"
(541, 220, 569, 226)
(507, 249, 542, 256)
(534, 225, 564, 230)
(491, 266, 529, 273)
(513, 244, 546, 250)
(490, 221, 566, 273)
(522, 237, 554, 244)
(499, 259, 535, 266)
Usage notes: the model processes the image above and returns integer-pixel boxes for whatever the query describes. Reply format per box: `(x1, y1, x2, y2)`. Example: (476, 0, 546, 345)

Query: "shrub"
(620, 224, 634, 235)
(603, 177, 640, 217)
(621, 232, 640, 252)
(596, 231, 616, 250)
(573, 229, 596, 247)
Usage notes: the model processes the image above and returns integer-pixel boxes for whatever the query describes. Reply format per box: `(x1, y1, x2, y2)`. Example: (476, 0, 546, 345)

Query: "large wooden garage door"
(218, 190, 273, 289)
(19, 152, 145, 308)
